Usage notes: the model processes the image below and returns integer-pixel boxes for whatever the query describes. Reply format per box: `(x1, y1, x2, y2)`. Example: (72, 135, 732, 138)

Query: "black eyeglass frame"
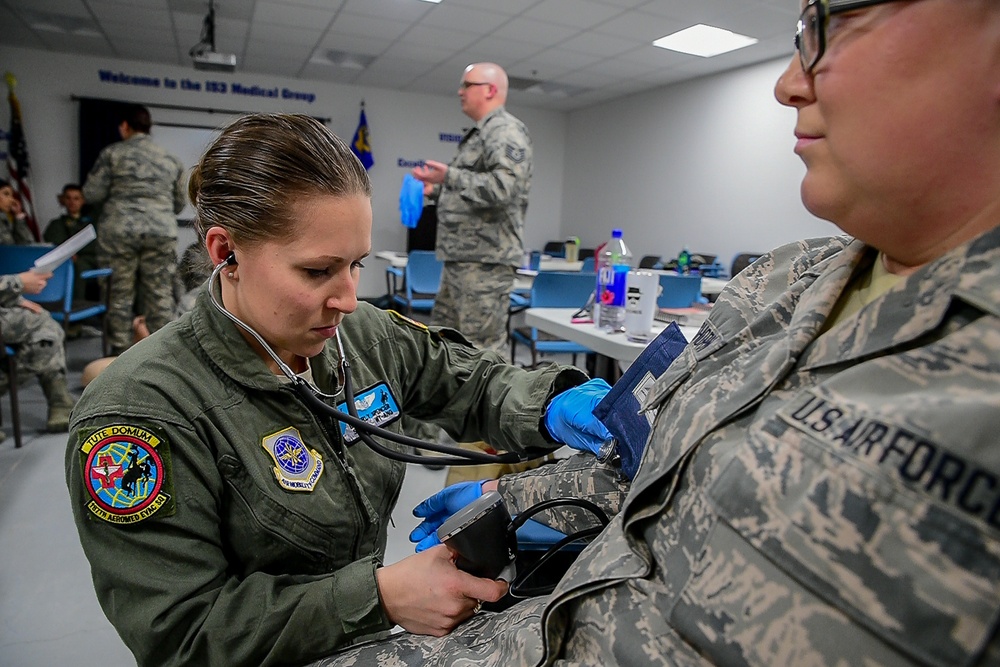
(794, 0, 898, 73)
(459, 81, 492, 90)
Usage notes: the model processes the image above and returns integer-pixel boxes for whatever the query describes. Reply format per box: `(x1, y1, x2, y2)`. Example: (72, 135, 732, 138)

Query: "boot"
(39, 373, 75, 433)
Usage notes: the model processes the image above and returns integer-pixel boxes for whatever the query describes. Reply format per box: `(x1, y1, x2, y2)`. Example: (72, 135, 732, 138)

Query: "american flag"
(5, 72, 40, 241)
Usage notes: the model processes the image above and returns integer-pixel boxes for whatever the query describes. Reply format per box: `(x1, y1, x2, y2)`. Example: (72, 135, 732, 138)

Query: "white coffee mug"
(624, 270, 659, 341)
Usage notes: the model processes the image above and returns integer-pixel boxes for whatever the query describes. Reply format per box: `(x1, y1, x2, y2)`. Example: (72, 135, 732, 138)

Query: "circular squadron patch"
(261, 426, 324, 492)
(79, 424, 174, 524)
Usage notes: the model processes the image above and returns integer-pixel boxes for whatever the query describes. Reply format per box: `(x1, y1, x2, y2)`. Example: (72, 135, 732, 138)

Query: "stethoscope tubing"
(209, 260, 529, 465)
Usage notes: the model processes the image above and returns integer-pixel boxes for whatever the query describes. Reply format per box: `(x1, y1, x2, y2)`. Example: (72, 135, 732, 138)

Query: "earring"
(227, 271, 234, 279)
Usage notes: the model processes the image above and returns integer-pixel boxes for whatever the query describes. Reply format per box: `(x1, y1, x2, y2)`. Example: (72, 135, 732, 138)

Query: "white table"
(694, 275, 728, 296)
(525, 307, 700, 365)
(375, 250, 409, 268)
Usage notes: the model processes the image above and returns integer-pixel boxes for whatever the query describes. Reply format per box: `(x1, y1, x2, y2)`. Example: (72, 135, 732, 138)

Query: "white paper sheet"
(32, 224, 97, 273)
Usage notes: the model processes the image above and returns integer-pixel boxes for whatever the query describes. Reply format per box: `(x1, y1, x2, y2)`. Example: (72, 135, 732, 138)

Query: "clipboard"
(32, 224, 97, 273)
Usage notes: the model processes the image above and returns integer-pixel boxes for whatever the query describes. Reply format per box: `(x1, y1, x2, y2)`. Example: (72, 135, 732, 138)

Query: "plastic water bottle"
(596, 229, 633, 332)
(677, 247, 691, 275)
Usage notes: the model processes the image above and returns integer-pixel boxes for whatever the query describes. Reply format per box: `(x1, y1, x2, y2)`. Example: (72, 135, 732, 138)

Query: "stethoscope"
(209, 254, 528, 466)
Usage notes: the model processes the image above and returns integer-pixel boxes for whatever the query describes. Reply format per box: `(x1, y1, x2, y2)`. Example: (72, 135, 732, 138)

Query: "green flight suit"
(65, 283, 588, 667)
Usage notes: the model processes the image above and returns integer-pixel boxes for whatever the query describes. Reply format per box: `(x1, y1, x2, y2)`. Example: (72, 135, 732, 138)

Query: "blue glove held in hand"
(409, 480, 484, 552)
(544, 378, 613, 456)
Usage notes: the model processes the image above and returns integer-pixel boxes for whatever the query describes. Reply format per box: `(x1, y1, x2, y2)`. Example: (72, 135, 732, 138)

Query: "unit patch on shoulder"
(261, 426, 324, 492)
(79, 424, 174, 525)
(337, 382, 401, 444)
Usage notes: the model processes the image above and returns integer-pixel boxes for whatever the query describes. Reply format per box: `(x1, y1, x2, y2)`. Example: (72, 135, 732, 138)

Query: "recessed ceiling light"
(653, 24, 758, 58)
(418, 0, 442, 3)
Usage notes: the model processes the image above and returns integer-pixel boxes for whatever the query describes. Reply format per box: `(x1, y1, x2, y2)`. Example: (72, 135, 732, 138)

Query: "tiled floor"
(0, 324, 582, 666)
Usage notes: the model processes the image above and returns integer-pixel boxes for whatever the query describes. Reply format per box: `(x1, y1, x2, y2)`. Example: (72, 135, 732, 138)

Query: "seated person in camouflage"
(0, 268, 76, 433)
(313, 2, 1000, 666)
(43, 184, 99, 301)
(0, 178, 36, 245)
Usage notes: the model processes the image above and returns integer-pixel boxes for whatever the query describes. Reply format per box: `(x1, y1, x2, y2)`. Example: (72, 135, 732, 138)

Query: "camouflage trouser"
(99, 230, 177, 353)
(308, 454, 629, 667)
(432, 262, 515, 354)
(0, 306, 66, 386)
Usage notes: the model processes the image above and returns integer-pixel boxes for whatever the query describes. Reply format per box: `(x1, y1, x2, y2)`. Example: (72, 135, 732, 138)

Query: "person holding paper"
(0, 266, 75, 432)
(44, 184, 99, 302)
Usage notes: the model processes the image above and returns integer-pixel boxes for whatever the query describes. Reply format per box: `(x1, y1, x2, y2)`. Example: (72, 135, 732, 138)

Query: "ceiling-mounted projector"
(190, 0, 236, 72)
(193, 51, 236, 72)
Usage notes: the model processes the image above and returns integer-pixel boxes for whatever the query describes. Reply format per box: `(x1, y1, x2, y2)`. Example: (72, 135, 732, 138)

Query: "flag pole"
(4, 71, 40, 241)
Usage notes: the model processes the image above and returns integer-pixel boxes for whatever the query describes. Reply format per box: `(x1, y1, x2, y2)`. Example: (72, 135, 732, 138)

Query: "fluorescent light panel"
(653, 24, 758, 58)
(418, 0, 442, 3)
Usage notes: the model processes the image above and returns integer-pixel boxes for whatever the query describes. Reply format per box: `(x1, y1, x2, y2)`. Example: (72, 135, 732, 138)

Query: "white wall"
(2, 44, 841, 298)
(0, 45, 567, 298)
(562, 56, 835, 270)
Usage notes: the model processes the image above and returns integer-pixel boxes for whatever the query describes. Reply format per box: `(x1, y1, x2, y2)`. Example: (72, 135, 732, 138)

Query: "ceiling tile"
(381, 40, 454, 65)
(251, 1, 338, 30)
(418, 5, 512, 33)
(491, 17, 579, 46)
(239, 52, 305, 76)
(558, 30, 637, 58)
(523, 0, 621, 30)
(247, 22, 323, 46)
(168, 0, 254, 21)
(340, 0, 431, 22)
(102, 20, 177, 46)
(592, 10, 684, 42)
(400, 24, 477, 51)
(328, 12, 410, 41)
(7, 0, 92, 17)
(444, 0, 540, 14)
(112, 40, 182, 62)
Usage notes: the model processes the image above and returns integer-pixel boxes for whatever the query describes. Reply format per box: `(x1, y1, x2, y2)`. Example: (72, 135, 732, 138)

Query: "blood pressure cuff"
(593, 322, 688, 480)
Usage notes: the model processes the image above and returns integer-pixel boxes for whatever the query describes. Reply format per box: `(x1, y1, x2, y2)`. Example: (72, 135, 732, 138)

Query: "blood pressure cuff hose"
(593, 322, 688, 480)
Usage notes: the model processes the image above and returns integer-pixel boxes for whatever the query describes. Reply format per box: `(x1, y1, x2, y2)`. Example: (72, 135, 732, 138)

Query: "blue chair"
(542, 241, 565, 258)
(391, 250, 443, 316)
(0, 325, 23, 449)
(0, 245, 112, 356)
(656, 273, 703, 308)
(510, 271, 596, 367)
(638, 254, 661, 269)
(580, 256, 595, 272)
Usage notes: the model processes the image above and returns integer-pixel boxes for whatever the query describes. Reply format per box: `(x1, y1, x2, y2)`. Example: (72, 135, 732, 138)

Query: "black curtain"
(406, 204, 437, 252)
(78, 98, 129, 183)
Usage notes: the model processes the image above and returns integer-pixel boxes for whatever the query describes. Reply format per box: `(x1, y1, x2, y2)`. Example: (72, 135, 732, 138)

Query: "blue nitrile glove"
(409, 480, 484, 552)
(544, 378, 613, 456)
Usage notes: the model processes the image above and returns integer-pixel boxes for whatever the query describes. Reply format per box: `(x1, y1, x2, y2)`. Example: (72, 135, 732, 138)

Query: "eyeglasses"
(459, 81, 491, 90)
(794, 0, 897, 73)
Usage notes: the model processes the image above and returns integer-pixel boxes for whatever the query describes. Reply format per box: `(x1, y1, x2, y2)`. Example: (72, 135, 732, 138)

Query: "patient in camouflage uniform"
(314, 2, 1000, 666)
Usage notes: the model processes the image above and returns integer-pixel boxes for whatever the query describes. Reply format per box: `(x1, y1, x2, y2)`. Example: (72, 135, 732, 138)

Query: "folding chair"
(390, 250, 443, 316)
(510, 271, 596, 368)
(0, 324, 23, 449)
